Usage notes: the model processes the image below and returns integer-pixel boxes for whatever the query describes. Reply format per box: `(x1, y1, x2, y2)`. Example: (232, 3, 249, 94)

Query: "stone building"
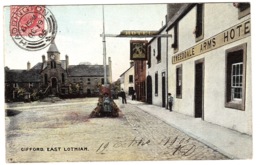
(5, 41, 112, 100)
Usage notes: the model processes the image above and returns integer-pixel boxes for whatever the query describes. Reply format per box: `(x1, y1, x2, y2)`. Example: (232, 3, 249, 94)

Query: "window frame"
(195, 3, 204, 42)
(237, 3, 250, 19)
(155, 71, 158, 96)
(172, 23, 179, 53)
(176, 64, 183, 99)
(147, 45, 151, 68)
(225, 43, 247, 110)
(129, 75, 133, 83)
(157, 37, 161, 63)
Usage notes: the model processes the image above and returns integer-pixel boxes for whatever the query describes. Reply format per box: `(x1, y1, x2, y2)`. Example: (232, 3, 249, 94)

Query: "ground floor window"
(225, 43, 247, 110)
(176, 64, 182, 98)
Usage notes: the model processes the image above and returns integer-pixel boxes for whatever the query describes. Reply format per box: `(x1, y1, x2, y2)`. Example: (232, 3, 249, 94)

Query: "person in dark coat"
(131, 89, 136, 100)
(121, 89, 127, 104)
(168, 93, 173, 112)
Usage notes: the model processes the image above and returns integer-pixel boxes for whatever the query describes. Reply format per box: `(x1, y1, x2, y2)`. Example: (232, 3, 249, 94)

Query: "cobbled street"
(5, 98, 229, 162)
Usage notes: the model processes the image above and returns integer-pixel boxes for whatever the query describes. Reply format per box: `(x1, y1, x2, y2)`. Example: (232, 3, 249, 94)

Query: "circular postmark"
(10, 6, 57, 51)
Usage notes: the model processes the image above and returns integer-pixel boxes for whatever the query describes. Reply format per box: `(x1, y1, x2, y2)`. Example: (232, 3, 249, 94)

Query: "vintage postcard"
(3, 1, 254, 164)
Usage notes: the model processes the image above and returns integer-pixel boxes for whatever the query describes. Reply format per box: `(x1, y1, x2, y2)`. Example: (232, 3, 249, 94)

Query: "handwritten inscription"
(20, 136, 198, 157)
(95, 136, 196, 157)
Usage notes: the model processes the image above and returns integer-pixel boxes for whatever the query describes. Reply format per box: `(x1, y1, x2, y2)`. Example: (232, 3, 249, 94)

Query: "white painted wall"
(167, 3, 251, 134)
(147, 27, 167, 107)
(120, 66, 134, 95)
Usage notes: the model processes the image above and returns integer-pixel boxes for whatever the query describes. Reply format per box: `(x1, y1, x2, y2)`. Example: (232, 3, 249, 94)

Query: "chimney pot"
(27, 61, 31, 70)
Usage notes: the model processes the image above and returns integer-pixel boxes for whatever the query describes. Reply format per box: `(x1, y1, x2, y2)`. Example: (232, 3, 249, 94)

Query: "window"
(195, 4, 204, 41)
(176, 65, 182, 98)
(61, 73, 65, 83)
(44, 74, 48, 85)
(29, 82, 33, 88)
(101, 78, 104, 84)
(129, 75, 133, 83)
(157, 37, 161, 63)
(51, 60, 56, 68)
(236, 3, 250, 19)
(155, 72, 158, 96)
(13, 83, 18, 88)
(147, 46, 151, 68)
(172, 23, 179, 53)
(129, 87, 134, 95)
(225, 44, 246, 110)
(231, 62, 243, 100)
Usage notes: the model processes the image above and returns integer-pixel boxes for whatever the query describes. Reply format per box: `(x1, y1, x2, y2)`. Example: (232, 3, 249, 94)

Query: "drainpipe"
(166, 18, 169, 110)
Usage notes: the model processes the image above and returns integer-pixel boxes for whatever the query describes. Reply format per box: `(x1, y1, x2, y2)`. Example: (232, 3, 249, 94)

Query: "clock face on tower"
(50, 55, 55, 60)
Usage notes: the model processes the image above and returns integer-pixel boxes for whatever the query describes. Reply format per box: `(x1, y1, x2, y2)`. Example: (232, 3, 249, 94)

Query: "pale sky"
(3, 4, 167, 81)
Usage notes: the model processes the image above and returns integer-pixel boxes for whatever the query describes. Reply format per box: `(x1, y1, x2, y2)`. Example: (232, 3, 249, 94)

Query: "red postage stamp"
(10, 5, 57, 51)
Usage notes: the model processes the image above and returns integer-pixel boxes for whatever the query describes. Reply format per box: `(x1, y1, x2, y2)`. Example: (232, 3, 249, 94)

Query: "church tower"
(41, 39, 67, 96)
(47, 40, 60, 62)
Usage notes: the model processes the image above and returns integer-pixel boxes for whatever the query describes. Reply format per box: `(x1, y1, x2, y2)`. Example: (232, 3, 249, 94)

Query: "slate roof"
(47, 40, 60, 53)
(68, 65, 109, 77)
(5, 62, 43, 83)
(5, 63, 109, 83)
(120, 65, 134, 77)
(5, 69, 41, 83)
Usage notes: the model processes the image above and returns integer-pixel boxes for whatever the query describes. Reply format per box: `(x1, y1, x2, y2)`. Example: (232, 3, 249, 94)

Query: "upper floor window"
(29, 82, 33, 88)
(147, 46, 151, 68)
(129, 75, 133, 83)
(13, 83, 18, 88)
(172, 23, 179, 53)
(157, 37, 161, 63)
(195, 4, 204, 41)
(234, 3, 250, 19)
(51, 60, 56, 69)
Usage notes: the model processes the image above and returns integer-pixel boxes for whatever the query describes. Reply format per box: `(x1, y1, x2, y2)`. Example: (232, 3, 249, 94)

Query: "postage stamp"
(10, 5, 57, 51)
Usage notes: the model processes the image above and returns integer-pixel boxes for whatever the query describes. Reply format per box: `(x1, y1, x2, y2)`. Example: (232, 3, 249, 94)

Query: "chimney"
(27, 61, 31, 70)
(130, 61, 134, 67)
(65, 55, 69, 68)
(42, 55, 46, 63)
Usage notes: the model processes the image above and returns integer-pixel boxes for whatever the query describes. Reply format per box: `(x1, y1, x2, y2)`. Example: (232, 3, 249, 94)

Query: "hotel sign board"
(120, 30, 158, 37)
(130, 40, 148, 60)
(172, 19, 251, 64)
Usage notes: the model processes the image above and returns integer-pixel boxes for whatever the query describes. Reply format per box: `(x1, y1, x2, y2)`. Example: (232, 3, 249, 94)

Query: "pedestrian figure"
(168, 93, 173, 112)
(121, 89, 127, 104)
(131, 89, 136, 100)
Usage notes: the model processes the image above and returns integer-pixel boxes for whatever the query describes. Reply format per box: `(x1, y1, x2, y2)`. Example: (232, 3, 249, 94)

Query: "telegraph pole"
(102, 5, 107, 85)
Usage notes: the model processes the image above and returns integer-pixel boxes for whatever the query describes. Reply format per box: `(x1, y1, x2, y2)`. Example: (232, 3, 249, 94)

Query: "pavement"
(125, 98, 252, 160)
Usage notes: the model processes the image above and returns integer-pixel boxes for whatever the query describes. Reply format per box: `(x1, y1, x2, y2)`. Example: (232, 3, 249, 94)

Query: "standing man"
(121, 89, 127, 104)
(168, 93, 173, 112)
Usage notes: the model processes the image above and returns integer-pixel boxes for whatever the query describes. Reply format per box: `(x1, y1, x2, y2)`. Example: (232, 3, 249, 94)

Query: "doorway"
(146, 76, 152, 104)
(162, 72, 166, 107)
(194, 59, 204, 119)
(51, 78, 58, 95)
